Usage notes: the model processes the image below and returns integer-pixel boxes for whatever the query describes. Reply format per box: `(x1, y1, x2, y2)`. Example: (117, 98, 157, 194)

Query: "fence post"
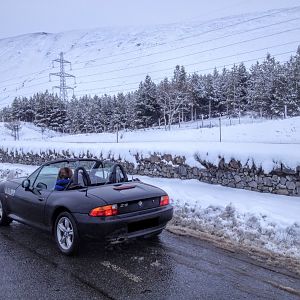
(219, 115, 222, 143)
(116, 125, 119, 143)
(284, 105, 287, 118)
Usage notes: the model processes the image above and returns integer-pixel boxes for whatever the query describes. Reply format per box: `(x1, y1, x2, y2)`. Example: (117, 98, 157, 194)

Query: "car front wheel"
(0, 199, 12, 226)
(54, 212, 80, 255)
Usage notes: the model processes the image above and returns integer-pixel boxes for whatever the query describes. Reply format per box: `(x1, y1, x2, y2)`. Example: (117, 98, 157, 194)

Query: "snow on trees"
(1, 48, 300, 132)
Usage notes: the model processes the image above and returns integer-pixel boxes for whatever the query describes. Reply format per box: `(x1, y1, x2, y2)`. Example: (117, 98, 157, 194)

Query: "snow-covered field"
(48, 115, 300, 144)
(0, 122, 61, 141)
(1, 117, 300, 173)
(1, 163, 299, 260)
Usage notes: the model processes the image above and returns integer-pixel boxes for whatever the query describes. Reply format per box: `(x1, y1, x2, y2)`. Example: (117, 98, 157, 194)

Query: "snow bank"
(140, 176, 300, 258)
(1, 139, 299, 173)
(0, 163, 37, 180)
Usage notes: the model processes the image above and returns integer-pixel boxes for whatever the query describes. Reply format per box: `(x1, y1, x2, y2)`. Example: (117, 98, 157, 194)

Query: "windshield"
(46, 160, 115, 186)
(28, 160, 127, 191)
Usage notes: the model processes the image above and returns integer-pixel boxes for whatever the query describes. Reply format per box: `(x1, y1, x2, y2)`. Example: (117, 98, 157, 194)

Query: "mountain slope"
(0, 6, 300, 107)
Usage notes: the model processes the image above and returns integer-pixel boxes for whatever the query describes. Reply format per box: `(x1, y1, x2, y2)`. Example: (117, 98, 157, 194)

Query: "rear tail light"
(160, 195, 169, 206)
(89, 204, 118, 217)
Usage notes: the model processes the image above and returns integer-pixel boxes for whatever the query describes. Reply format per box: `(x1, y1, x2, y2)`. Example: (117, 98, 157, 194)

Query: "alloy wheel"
(56, 217, 74, 250)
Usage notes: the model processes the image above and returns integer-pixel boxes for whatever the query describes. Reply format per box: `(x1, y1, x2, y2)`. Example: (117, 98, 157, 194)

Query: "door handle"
(38, 197, 44, 202)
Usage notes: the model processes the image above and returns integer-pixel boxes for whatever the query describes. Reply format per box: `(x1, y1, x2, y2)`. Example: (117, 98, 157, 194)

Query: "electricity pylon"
(49, 52, 76, 101)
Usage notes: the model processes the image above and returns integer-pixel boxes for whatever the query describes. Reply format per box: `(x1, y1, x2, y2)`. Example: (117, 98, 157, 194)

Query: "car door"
(8, 166, 41, 219)
(13, 165, 59, 227)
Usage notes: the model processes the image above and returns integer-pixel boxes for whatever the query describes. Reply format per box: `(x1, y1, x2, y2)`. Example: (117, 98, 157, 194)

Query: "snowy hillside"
(0, 122, 61, 141)
(0, 6, 300, 107)
(47, 116, 300, 144)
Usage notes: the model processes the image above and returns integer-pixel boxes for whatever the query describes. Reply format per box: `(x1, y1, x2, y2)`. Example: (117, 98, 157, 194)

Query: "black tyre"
(0, 199, 12, 226)
(54, 212, 80, 255)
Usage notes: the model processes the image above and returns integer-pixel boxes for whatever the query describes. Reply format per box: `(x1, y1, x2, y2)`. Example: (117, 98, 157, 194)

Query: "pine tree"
(235, 63, 249, 115)
(186, 74, 208, 120)
(135, 75, 160, 128)
(247, 55, 279, 117)
(217, 67, 232, 115)
(271, 63, 290, 117)
(202, 74, 214, 119)
(285, 47, 300, 116)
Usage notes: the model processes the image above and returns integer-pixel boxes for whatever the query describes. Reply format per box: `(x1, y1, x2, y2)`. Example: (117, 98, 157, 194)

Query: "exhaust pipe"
(110, 237, 126, 244)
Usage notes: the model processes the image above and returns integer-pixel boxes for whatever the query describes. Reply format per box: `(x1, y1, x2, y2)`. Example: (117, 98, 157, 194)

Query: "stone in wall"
(0, 148, 299, 196)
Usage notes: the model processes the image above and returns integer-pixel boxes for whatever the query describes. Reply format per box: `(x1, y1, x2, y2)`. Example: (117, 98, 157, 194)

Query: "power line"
(71, 7, 300, 67)
(3, 16, 297, 92)
(1, 25, 299, 96)
(0, 8, 298, 89)
(10, 47, 296, 100)
(0, 55, 76, 102)
(180, 0, 248, 23)
(75, 50, 296, 96)
(0, 6, 298, 87)
(2, 80, 50, 94)
(1, 28, 299, 92)
(1, 76, 49, 90)
(193, 50, 295, 73)
(77, 40, 300, 86)
(73, 16, 300, 72)
(0, 68, 51, 85)
(75, 27, 300, 79)
(2, 39, 299, 96)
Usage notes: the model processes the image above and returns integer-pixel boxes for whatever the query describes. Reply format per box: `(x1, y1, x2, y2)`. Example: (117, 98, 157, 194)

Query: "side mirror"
(36, 182, 47, 190)
(22, 179, 31, 190)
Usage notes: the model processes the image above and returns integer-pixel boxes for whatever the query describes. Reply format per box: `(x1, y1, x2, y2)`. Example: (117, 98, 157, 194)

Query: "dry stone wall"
(0, 148, 299, 196)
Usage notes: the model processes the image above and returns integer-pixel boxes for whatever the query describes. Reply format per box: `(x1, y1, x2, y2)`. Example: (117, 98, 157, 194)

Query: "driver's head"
(58, 167, 73, 179)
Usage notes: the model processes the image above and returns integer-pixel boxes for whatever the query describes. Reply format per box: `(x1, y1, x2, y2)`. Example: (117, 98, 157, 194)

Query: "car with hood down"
(0, 159, 173, 255)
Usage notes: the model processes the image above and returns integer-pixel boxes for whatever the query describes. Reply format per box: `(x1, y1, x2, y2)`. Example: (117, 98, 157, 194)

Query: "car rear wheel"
(54, 212, 80, 255)
(0, 199, 12, 226)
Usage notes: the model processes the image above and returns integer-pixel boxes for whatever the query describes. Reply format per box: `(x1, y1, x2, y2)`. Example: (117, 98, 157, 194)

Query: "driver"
(54, 167, 73, 191)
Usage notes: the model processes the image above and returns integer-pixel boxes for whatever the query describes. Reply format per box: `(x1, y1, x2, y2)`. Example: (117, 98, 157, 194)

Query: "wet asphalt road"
(0, 222, 299, 300)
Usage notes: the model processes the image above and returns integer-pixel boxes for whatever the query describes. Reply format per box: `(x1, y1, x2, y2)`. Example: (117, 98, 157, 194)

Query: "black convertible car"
(0, 159, 173, 255)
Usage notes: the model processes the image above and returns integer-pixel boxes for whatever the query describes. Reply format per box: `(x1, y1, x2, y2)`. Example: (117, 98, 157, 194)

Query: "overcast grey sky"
(0, 0, 299, 39)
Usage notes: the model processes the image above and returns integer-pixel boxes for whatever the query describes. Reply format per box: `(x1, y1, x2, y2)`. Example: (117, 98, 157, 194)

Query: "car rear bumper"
(73, 205, 173, 241)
